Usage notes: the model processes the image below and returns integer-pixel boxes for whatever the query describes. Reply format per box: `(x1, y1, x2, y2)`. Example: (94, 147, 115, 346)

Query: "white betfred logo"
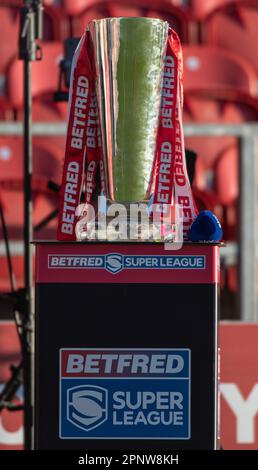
(66, 353, 185, 375)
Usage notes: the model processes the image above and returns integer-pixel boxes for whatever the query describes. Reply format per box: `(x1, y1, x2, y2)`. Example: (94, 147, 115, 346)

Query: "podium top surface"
(33, 240, 222, 246)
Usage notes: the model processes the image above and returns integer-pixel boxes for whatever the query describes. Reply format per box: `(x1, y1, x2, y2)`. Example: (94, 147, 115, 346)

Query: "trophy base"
(76, 200, 179, 243)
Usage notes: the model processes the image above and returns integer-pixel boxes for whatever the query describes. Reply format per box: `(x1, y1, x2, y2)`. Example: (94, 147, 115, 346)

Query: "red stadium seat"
(184, 94, 250, 243)
(63, 0, 90, 16)
(183, 44, 258, 243)
(70, 0, 190, 43)
(62, 0, 187, 16)
(31, 101, 67, 122)
(42, 4, 69, 40)
(192, 187, 222, 215)
(0, 6, 19, 78)
(0, 136, 63, 189)
(183, 45, 258, 178)
(0, 137, 62, 241)
(184, 94, 258, 242)
(204, 0, 258, 75)
(0, 5, 68, 116)
(0, 2, 68, 41)
(183, 45, 257, 96)
(214, 144, 239, 241)
(7, 42, 63, 109)
(2, 41, 65, 247)
(0, 5, 20, 117)
(190, 0, 240, 20)
(215, 144, 239, 207)
(7, 41, 68, 122)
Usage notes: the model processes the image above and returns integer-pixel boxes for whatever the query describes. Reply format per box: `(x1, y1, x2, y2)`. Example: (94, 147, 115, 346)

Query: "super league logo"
(105, 253, 124, 274)
(67, 385, 108, 431)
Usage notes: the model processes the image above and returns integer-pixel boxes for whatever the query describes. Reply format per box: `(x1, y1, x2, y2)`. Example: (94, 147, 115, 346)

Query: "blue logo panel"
(60, 348, 191, 440)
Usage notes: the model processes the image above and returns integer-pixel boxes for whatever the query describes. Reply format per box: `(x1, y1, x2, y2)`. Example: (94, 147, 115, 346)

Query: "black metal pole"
(19, 0, 43, 450)
(23, 53, 34, 451)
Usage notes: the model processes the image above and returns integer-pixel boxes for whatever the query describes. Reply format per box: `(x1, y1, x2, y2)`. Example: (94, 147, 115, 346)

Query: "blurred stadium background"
(0, 0, 258, 450)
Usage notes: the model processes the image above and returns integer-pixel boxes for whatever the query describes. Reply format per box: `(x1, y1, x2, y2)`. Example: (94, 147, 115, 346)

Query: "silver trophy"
(78, 17, 172, 241)
(89, 17, 168, 202)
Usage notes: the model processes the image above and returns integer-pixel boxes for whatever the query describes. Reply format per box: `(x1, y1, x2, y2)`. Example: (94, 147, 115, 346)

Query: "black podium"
(34, 242, 219, 450)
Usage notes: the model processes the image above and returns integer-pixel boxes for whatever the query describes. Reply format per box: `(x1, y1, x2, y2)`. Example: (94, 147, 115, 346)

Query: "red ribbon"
(57, 28, 197, 241)
(150, 29, 197, 238)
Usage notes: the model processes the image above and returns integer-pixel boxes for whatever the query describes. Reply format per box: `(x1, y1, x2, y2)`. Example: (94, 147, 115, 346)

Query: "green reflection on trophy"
(89, 17, 169, 202)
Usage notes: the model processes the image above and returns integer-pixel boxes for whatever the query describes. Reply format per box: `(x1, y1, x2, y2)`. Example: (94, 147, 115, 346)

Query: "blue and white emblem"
(67, 385, 108, 431)
(105, 253, 124, 274)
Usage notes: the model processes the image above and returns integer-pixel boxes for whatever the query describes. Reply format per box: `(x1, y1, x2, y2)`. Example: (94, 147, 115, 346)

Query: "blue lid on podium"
(188, 210, 223, 242)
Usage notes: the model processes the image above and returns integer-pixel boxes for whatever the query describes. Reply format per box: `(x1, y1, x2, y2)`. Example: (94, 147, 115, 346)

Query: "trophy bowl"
(88, 17, 169, 203)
